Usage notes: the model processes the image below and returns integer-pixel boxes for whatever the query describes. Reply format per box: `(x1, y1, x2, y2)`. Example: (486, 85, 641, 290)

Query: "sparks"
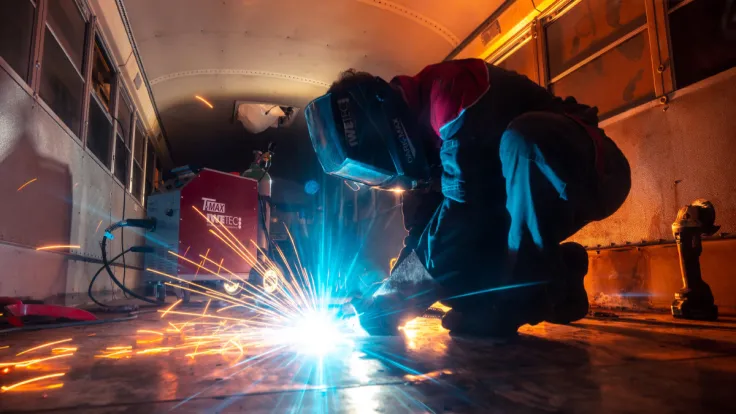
(15, 353, 74, 367)
(121, 204, 361, 367)
(194, 95, 214, 109)
(51, 347, 77, 353)
(16, 178, 37, 192)
(35, 245, 80, 251)
(1, 373, 65, 392)
(95, 349, 133, 359)
(137, 330, 164, 336)
(161, 299, 183, 319)
(137, 347, 174, 355)
(16, 339, 73, 356)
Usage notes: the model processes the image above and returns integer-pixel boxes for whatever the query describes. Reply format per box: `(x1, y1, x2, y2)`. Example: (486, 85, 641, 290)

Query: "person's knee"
(501, 112, 554, 154)
(500, 112, 551, 158)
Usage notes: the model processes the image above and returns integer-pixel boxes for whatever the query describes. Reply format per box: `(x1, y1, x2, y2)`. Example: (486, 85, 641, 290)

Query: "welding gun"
(343, 251, 442, 335)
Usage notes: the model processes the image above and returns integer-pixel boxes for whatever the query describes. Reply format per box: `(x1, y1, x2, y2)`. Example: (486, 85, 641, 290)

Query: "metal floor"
(1, 307, 735, 413)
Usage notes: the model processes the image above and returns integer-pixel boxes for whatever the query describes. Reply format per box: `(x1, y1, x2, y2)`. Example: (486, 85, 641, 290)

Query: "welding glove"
(349, 251, 442, 335)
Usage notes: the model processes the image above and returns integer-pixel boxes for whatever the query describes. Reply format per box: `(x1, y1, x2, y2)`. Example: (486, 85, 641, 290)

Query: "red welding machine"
(145, 167, 260, 290)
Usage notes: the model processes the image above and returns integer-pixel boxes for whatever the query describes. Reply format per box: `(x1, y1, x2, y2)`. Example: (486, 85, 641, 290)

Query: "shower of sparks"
(0, 197, 467, 406)
(126, 205, 360, 363)
(0, 342, 77, 393)
(16, 178, 37, 192)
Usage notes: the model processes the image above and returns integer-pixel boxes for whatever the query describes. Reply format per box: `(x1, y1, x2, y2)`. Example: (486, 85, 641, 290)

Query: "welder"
(305, 58, 631, 336)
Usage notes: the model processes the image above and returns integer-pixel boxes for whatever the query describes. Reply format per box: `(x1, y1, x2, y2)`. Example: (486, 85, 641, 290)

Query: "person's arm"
(396, 188, 443, 265)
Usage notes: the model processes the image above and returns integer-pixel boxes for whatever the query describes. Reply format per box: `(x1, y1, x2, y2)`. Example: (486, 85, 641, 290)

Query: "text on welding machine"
(202, 197, 243, 229)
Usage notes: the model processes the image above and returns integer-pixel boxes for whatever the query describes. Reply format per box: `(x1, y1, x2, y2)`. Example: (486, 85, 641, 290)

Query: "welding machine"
(144, 166, 261, 299)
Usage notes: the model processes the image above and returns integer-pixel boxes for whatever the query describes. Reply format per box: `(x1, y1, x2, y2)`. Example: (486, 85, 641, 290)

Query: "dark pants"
(413, 112, 630, 315)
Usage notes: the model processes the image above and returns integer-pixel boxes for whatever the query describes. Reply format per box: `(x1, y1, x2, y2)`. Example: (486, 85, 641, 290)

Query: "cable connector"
(122, 218, 157, 231)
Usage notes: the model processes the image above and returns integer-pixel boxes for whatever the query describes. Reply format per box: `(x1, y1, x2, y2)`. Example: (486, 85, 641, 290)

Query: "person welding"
(305, 58, 631, 337)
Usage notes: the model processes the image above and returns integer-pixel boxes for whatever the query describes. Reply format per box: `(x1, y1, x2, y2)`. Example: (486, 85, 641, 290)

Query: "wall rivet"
(657, 65, 665, 73)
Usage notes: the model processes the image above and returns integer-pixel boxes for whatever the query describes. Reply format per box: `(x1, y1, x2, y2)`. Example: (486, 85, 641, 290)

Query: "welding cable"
(88, 248, 133, 308)
(99, 219, 160, 305)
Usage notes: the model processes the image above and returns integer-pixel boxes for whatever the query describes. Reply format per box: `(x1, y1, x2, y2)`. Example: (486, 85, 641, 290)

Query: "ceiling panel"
(120, 0, 503, 175)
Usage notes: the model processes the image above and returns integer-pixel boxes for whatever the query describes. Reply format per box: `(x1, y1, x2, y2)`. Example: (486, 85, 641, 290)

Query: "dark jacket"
(391, 59, 604, 262)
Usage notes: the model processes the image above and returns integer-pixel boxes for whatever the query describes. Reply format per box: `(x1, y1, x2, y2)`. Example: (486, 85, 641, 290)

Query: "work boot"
(441, 305, 526, 338)
(546, 242, 589, 324)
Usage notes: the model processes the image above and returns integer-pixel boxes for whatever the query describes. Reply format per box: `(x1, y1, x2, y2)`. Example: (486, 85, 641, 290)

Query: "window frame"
(85, 24, 120, 175)
(90, 34, 116, 114)
(44, 0, 88, 75)
(0, 0, 38, 85)
(536, 0, 666, 120)
(541, 0, 650, 85)
(144, 137, 157, 206)
(116, 87, 136, 192)
(86, 89, 115, 169)
(131, 119, 148, 200)
(484, 0, 698, 121)
(30, 0, 91, 140)
(488, 28, 540, 84)
(666, 0, 736, 91)
(1, 0, 150, 207)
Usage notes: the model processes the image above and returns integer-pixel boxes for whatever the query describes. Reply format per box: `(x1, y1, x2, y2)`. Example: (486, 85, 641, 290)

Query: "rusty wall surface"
(0, 63, 144, 302)
(571, 70, 736, 246)
(572, 71, 736, 314)
(585, 239, 736, 315)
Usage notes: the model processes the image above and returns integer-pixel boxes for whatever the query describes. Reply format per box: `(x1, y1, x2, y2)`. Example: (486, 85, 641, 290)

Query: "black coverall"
(395, 64, 631, 322)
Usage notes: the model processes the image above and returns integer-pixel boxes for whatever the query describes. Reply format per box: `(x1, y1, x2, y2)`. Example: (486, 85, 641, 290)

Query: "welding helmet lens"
(305, 77, 429, 190)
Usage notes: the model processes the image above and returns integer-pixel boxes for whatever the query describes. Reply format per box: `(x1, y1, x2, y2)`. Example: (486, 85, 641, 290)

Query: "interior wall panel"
(571, 71, 736, 246)
(0, 63, 144, 302)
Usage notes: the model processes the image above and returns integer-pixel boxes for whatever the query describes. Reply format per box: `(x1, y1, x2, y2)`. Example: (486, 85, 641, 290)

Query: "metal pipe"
(584, 233, 736, 253)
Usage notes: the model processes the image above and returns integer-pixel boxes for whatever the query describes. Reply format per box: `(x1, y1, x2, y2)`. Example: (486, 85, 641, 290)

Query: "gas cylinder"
(242, 151, 272, 251)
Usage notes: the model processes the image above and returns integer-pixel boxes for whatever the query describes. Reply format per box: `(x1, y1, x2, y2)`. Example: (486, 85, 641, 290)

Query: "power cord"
(97, 218, 159, 305)
(89, 247, 132, 308)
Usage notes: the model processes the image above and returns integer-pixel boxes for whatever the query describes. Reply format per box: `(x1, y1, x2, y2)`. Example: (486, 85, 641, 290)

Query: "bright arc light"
(272, 310, 353, 355)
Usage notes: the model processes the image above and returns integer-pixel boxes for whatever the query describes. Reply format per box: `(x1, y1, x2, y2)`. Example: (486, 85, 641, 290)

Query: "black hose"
(88, 248, 133, 307)
(100, 223, 159, 305)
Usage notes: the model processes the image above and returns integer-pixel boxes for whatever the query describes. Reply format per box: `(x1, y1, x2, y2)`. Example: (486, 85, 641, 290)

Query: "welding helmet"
(304, 76, 430, 190)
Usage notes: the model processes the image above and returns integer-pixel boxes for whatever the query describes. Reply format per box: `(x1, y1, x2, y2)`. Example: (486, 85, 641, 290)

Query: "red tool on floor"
(0, 297, 97, 327)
